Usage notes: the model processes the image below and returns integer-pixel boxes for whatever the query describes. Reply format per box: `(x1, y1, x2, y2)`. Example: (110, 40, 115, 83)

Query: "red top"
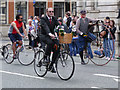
(12, 20, 23, 34)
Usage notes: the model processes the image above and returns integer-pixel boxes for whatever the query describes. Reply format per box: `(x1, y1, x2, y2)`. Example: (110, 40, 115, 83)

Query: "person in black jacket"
(39, 8, 59, 73)
(66, 12, 72, 29)
(109, 20, 116, 59)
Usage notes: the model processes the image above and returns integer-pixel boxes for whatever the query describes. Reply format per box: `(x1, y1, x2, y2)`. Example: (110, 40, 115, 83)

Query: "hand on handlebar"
(79, 32, 87, 38)
(21, 35, 24, 38)
(49, 33, 56, 39)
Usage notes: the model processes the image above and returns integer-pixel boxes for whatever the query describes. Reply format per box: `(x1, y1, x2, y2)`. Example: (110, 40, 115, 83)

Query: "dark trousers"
(40, 35, 60, 63)
(77, 35, 87, 62)
(28, 34, 38, 47)
(28, 34, 32, 46)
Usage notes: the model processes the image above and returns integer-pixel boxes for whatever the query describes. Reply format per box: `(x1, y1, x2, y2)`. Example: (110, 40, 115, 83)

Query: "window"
(15, 1, 27, 23)
(72, 2, 77, 15)
(34, 2, 46, 18)
(2, 7, 6, 14)
(54, 2, 64, 18)
(0, 1, 7, 24)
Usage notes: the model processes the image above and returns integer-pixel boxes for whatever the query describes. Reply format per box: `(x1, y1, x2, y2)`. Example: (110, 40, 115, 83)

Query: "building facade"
(0, 0, 119, 42)
(0, 0, 119, 54)
(0, 0, 77, 24)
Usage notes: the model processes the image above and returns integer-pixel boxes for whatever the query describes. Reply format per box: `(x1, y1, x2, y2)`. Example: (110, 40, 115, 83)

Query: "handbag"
(100, 31, 106, 37)
(87, 32, 96, 42)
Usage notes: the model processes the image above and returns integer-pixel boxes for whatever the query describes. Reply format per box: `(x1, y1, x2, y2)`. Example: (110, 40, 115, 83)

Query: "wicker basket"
(59, 33, 72, 44)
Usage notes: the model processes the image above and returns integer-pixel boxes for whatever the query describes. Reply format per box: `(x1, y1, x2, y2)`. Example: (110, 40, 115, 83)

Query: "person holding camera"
(100, 17, 111, 60)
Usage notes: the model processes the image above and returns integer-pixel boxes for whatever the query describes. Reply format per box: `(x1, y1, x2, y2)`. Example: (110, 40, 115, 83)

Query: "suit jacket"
(40, 15, 59, 36)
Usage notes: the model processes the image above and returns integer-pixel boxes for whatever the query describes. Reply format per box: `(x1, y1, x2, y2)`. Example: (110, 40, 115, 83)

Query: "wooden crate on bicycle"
(59, 33, 72, 44)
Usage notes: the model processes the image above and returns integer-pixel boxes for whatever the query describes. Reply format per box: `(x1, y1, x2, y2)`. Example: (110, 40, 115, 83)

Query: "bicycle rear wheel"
(18, 45, 35, 66)
(56, 52, 75, 80)
(34, 50, 47, 77)
(4, 44, 14, 64)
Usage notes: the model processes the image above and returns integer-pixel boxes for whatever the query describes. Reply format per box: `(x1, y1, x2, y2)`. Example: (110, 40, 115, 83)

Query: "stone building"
(76, 0, 120, 54)
(0, 0, 120, 51)
(0, 0, 77, 24)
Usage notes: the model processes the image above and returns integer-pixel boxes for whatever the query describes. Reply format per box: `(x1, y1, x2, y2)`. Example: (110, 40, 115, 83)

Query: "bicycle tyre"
(56, 52, 75, 80)
(18, 45, 35, 66)
(88, 23, 115, 66)
(4, 44, 14, 64)
(34, 50, 47, 77)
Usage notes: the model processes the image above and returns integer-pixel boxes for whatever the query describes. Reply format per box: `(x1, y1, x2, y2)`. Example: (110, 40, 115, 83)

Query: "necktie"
(49, 18, 51, 24)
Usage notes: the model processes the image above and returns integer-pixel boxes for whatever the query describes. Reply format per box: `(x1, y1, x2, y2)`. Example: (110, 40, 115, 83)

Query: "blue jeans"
(94, 50, 102, 56)
(69, 40, 77, 56)
(87, 42, 93, 58)
(108, 39, 115, 58)
(103, 38, 110, 57)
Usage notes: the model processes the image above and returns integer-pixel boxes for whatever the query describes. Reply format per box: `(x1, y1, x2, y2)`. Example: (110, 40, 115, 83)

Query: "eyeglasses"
(48, 11, 54, 13)
(106, 22, 110, 23)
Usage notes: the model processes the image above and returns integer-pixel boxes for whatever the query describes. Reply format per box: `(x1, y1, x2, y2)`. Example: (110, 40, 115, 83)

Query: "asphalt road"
(0, 40, 119, 89)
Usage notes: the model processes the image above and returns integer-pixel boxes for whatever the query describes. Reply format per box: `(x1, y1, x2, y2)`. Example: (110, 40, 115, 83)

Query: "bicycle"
(81, 20, 116, 66)
(0, 45, 9, 59)
(34, 37, 75, 81)
(4, 38, 35, 66)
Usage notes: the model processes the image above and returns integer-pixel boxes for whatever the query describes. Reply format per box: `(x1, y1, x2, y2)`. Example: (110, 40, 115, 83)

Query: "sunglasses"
(19, 18, 23, 19)
(48, 11, 54, 13)
(106, 22, 110, 23)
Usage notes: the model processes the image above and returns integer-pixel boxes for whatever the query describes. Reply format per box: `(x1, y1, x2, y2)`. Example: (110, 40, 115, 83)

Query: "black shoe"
(37, 61, 42, 67)
(29, 46, 32, 49)
(51, 67, 56, 73)
(99, 55, 105, 58)
(13, 55, 17, 59)
(81, 61, 86, 65)
(48, 65, 56, 73)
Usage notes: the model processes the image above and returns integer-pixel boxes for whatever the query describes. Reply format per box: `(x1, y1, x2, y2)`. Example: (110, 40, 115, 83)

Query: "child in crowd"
(69, 20, 78, 56)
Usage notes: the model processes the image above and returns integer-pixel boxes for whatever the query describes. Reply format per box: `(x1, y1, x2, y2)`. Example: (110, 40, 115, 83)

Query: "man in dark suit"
(40, 8, 59, 73)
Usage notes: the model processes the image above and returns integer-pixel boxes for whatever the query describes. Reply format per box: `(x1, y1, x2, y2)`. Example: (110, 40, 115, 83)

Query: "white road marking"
(113, 78, 120, 82)
(94, 74, 119, 78)
(94, 74, 120, 82)
(0, 70, 45, 80)
(91, 87, 99, 88)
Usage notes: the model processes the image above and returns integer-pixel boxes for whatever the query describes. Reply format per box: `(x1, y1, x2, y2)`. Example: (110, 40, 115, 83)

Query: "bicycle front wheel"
(34, 50, 47, 77)
(88, 23, 115, 66)
(18, 45, 35, 66)
(4, 44, 14, 64)
(56, 52, 75, 80)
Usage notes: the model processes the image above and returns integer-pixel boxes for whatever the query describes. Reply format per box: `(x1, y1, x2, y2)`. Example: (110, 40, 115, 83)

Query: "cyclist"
(39, 8, 59, 73)
(76, 10, 98, 65)
(8, 14, 28, 59)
